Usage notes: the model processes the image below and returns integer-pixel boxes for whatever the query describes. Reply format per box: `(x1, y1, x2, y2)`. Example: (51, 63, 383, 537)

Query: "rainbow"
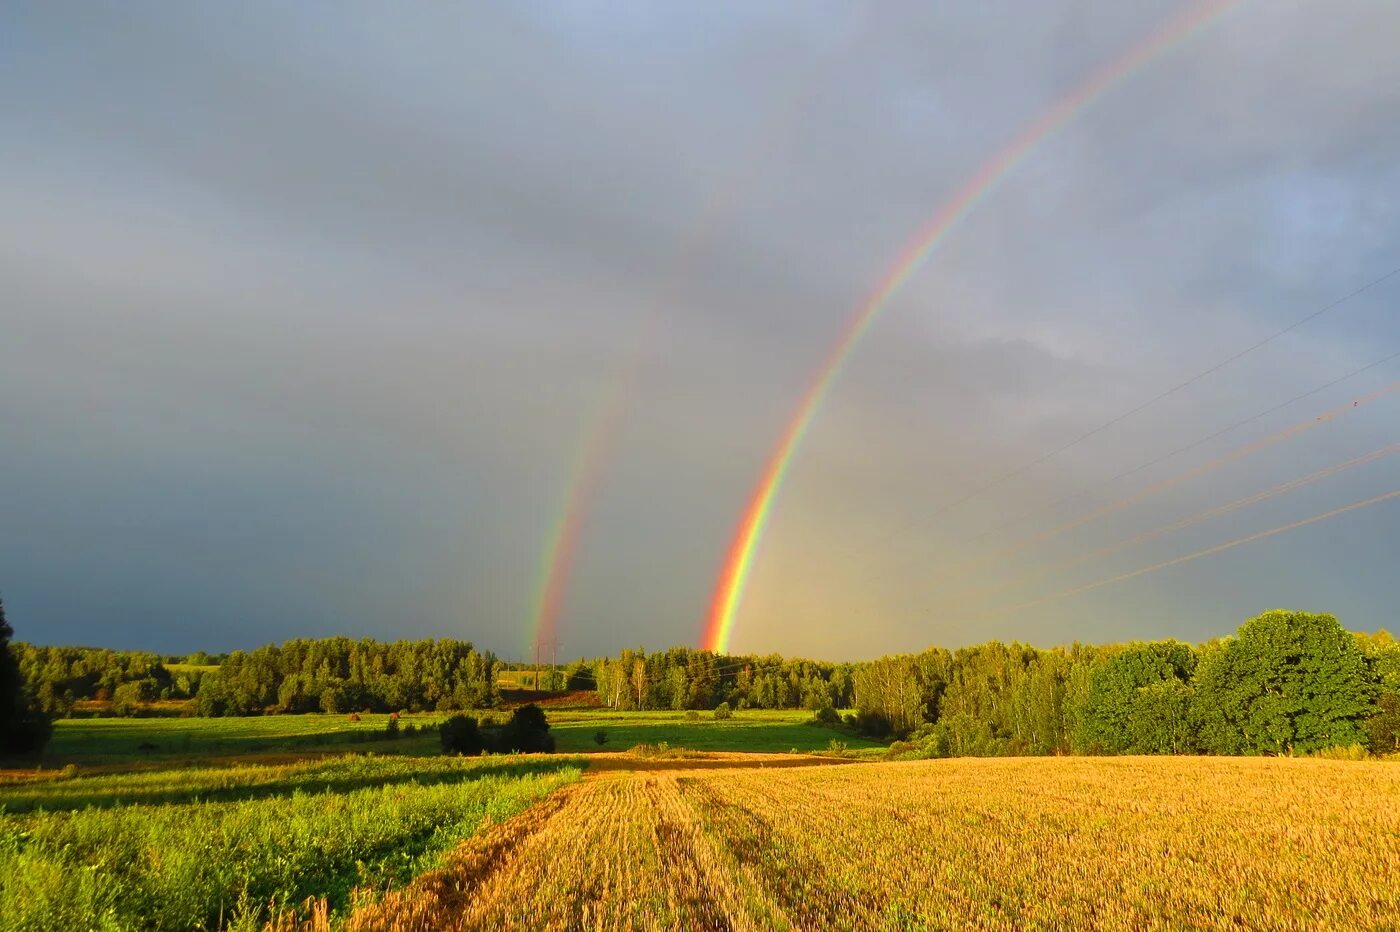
(702, 0, 1242, 654)
(526, 373, 634, 658)
(525, 28, 870, 654)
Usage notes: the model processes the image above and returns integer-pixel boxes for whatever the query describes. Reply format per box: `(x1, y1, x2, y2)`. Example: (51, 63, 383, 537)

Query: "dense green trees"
(16, 637, 499, 718)
(1075, 641, 1196, 754)
(14, 608, 1399, 756)
(590, 647, 854, 712)
(0, 597, 52, 753)
(866, 611, 1390, 758)
(1192, 611, 1374, 754)
(195, 638, 499, 716)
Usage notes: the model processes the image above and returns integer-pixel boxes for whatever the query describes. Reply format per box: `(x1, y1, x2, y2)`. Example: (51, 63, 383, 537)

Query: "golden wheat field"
(340, 756, 1400, 931)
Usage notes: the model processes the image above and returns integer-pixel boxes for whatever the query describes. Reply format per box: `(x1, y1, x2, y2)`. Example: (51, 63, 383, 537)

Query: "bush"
(713, 701, 733, 721)
(811, 705, 841, 726)
(852, 709, 893, 739)
(384, 716, 400, 739)
(684, 710, 700, 721)
(494, 704, 554, 754)
(440, 714, 485, 756)
(593, 730, 608, 746)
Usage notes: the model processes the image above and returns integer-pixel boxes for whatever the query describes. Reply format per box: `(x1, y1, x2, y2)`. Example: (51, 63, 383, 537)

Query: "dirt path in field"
(342, 762, 801, 931)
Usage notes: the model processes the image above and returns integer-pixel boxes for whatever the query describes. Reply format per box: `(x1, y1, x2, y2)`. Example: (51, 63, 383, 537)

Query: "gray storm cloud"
(3, 0, 1398, 658)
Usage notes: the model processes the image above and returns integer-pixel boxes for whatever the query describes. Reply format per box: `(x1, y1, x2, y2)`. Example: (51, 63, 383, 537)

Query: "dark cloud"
(3, 0, 1398, 658)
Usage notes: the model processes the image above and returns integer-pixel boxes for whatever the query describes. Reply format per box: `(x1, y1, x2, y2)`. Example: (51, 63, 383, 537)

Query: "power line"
(966, 346, 1400, 547)
(954, 380, 1400, 573)
(923, 262, 1400, 521)
(977, 439, 1400, 596)
(985, 487, 1400, 615)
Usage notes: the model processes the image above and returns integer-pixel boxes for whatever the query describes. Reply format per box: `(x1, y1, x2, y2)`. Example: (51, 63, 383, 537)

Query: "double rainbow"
(702, 0, 1242, 654)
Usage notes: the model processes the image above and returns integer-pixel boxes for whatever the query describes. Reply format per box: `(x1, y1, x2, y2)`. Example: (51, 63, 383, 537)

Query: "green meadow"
(0, 754, 581, 931)
(546, 708, 883, 753)
(27, 707, 875, 769)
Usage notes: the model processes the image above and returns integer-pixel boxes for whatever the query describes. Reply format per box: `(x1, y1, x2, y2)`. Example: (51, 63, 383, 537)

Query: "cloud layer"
(4, 0, 1399, 658)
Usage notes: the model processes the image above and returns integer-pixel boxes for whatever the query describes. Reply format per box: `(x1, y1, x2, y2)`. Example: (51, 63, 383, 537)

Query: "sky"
(3, 0, 1399, 660)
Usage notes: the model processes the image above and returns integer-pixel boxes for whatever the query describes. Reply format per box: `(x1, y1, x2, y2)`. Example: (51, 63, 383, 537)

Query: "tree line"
(5, 605, 1398, 758)
(851, 611, 1399, 757)
(15, 636, 500, 718)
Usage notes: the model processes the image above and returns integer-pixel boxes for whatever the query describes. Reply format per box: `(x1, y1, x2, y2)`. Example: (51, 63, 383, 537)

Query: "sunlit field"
(352, 756, 1400, 930)
(23, 708, 875, 771)
(0, 754, 581, 931)
(546, 708, 883, 754)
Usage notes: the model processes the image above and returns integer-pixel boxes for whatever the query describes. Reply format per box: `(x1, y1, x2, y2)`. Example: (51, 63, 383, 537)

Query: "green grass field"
(546, 708, 883, 754)
(34, 713, 447, 767)
(28, 708, 879, 769)
(0, 754, 581, 931)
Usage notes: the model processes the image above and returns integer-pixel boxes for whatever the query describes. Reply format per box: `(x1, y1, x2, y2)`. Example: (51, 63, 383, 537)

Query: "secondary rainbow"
(526, 374, 633, 659)
(703, 0, 1242, 654)
(525, 29, 870, 655)
(526, 29, 884, 652)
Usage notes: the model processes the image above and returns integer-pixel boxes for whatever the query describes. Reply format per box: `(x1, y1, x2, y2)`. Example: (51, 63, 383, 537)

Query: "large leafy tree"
(1074, 641, 1197, 754)
(0, 596, 53, 754)
(1192, 610, 1374, 754)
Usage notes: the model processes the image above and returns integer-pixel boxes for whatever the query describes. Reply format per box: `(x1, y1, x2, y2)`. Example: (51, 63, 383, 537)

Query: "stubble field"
(348, 756, 1400, 931)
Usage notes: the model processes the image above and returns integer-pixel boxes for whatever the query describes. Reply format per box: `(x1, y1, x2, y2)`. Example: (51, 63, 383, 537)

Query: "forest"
(12, 610, 1400, 758)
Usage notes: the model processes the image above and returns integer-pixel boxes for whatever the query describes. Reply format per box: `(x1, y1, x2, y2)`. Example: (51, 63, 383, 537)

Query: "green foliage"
(493, 704, 555, 754)
(593, 729, 608, 746)
(1074, 641, 1196, 754)
(0, 755, 579, 930)
(0, 597, 52, 754)
(713, 701, 733, 721)
(1192, 611, 1375, 754)
(440, 714, 484, 756)
(1367, 691, 1400, 754)
(590, 648, 854, 712)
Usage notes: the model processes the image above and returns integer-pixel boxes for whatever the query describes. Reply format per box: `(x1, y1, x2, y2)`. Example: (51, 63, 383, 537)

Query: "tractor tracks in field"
(343, 757, 837, 931)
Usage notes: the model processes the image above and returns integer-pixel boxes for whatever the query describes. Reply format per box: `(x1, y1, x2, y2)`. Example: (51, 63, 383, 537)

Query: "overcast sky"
(4, 0, 1399, 659)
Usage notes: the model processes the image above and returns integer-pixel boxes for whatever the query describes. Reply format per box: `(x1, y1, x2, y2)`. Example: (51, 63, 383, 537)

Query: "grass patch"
(547, 708, 884, 754)
(38, 713, 450, 767)
(0, 754, 581, 931)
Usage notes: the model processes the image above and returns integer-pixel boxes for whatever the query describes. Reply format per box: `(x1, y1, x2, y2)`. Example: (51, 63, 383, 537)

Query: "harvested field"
(348, 756, 1400, 931)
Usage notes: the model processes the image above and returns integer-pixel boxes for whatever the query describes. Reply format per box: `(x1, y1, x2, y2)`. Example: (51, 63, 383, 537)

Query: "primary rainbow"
(702, 0, 1242, 654)
(525, 31, 867, 655)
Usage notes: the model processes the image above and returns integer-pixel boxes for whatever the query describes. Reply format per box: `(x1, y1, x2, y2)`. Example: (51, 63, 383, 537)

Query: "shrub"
(384, 716, 400, 739)
(594, 730, 608, 746)
(684, 710, 700, 721)
(714, 702, 733, 721)
(495, 704, 554, 754)
(440, 714, 485, 756)
(811, 705, 841, 726)
(852, 709, 892, 739)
